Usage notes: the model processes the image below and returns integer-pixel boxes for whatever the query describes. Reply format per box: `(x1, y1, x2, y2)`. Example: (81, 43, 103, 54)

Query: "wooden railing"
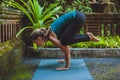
(0, 7, 22, 42)
(85, 13, 120, 36)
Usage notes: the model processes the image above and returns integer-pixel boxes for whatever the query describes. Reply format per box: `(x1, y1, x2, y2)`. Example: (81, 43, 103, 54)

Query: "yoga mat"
(32, 59, 94, 80)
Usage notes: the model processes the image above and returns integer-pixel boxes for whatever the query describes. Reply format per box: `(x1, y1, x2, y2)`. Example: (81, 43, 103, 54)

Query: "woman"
(30, 10, 100, 70)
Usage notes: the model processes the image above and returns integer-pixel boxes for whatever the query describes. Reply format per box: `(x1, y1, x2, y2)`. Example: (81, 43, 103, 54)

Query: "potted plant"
(8, 0, 61, 47)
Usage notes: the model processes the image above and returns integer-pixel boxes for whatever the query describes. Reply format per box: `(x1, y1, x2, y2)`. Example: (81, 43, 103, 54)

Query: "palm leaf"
(44, 19, 53, 26)
(16, 26, 33, 38)
(33, 0, 43, 22)
(29, 0, 36, 17)
(28, 0, 35, 11)
(41, 3, 59, 19)
(10, 1, 34, 24)
(20, 0, 35, 22)
(42, 6, 61, 21)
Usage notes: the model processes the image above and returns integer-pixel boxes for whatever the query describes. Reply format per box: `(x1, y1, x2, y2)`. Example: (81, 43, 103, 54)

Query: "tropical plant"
(45, 36, 120, 48)
(54, 0, 92, 13)
(71, 0, 92, 13)
(8, 0, 61, 37)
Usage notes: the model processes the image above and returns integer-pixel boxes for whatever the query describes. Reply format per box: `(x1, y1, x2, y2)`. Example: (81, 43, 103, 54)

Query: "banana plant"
(9, 0, 61, 37)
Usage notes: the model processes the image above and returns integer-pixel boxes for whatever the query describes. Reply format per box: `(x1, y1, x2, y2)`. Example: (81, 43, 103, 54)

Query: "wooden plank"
(116, 23, 120, 35)
(1, 24, 3, 42)
(7, 24, 9, 41)
(13, 24, 16, 38)
(84, 25, 87, 34)
(86, 20, 119, 23)
(10, 24, 12, 39)
(104, 24, 109, 36)
(110, 24, 115, 36)
(0, 24, 1, 42)
(2, 24, 4, 42)
(0, 7, 21, 15)
(5, 24, 7, 41)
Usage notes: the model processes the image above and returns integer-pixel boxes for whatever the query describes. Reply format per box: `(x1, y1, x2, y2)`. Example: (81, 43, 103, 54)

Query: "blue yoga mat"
(32, 59, 94, 80)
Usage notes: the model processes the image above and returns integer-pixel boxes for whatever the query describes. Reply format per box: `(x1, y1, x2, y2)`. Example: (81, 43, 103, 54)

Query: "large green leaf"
(33, 0, 43, 22)
(16, 26, 33, 38)
(41, 3, 59, 19)
(20, 0, 35, 22)
(10, 1, 34, 24)
(42, 6, 61, 21)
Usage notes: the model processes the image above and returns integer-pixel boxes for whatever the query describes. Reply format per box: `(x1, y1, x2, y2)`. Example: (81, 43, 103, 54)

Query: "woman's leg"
(63, 34, 90, 45)
(60, 11, 87, 45)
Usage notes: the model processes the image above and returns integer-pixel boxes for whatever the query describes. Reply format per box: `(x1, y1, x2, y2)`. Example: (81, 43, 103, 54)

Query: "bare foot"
(57, 59, 66, 63)
(56, 67, 69, 70)
(86, 32, 100, 42)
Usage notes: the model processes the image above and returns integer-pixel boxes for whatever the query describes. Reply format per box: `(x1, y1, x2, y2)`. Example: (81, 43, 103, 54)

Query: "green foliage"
(3, 64, 35, 80)
(8, 0, 61, 37)
(70, 36, 120, 48)
(67, 0, 92, 13)
(54, 0, 92, 13)
(46, 41, 56, 48)
(46, 36, 120, 48)
(0, 0, 12, 7)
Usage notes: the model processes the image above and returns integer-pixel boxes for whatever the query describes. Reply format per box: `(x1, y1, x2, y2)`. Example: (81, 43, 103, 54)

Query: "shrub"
(45, 36, 120, 48)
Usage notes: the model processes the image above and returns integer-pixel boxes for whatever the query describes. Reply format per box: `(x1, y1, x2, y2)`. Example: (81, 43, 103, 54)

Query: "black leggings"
(60, 11, 90, 45)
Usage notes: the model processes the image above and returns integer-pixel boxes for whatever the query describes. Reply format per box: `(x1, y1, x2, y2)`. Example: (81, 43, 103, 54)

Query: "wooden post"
(110, 24, 115, 36)
(10, 24, 12, 40)
(104, 24, 109, 36)
(7, 17, 10, 40)
(1, 24, 4, 42)
(116, 22, 120, 35)
(0, 24, 1, 42)
(5, 24, 7, 41)
(84, 24, 87, 34)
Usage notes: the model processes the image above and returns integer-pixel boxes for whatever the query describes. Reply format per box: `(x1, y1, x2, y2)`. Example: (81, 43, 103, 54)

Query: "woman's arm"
(48, 31, 67, 52)
(48, 31, 70, 70)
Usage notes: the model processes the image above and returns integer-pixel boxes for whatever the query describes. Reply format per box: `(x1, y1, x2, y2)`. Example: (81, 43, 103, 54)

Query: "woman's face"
(33, 37, 45, 46)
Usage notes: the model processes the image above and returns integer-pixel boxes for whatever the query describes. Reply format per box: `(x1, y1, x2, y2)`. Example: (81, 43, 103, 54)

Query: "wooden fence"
(85, 13, 120, 36)
(0, 8, 22, 42)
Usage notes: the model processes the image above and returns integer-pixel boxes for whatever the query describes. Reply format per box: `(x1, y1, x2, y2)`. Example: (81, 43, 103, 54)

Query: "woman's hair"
(30, 28, 47, 40)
